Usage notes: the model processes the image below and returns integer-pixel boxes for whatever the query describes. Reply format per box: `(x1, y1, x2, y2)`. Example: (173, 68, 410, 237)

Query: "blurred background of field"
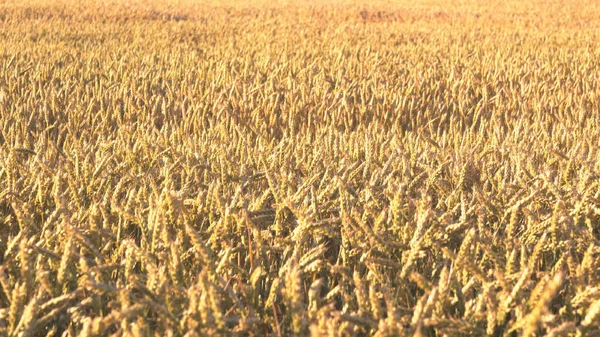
(1, 1, 600, 336)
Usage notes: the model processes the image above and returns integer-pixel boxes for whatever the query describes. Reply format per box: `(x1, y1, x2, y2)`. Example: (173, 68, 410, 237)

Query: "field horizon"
(1, 1, 600, 336)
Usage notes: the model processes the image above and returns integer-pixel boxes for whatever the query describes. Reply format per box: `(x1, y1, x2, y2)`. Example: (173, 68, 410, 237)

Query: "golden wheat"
(0, 0, 599, 336)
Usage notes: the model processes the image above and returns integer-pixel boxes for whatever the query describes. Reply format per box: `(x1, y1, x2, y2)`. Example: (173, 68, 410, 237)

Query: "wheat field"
(1, 0, 600, 336)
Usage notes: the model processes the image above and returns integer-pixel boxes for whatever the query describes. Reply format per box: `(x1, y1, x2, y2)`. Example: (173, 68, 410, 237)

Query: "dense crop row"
(1, 1, 600, 336)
